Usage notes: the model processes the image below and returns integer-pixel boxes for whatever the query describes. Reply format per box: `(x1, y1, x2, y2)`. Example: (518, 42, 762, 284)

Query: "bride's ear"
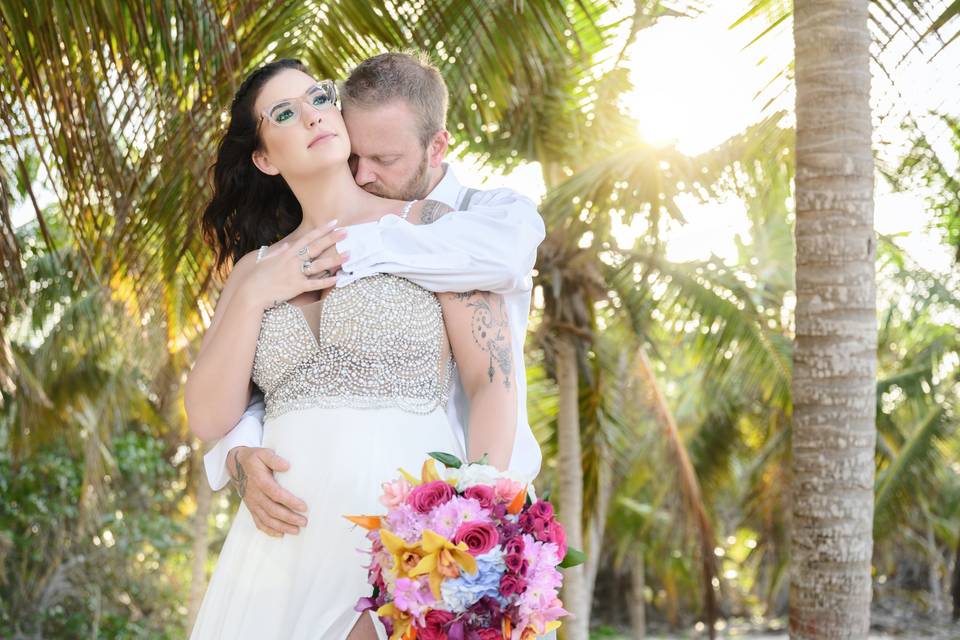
(252, 149, 281, 176)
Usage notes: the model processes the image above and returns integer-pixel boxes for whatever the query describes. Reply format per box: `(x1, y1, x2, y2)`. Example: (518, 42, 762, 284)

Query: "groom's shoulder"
(460, 184, 539, 211)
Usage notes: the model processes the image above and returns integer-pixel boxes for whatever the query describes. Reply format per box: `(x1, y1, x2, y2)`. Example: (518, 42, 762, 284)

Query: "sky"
(456, 0, 958, 274)
(13, 0, 959, 275)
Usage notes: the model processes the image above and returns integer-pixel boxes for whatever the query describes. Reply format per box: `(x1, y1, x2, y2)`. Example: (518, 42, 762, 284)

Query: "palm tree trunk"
(629, 552, 646, 640)
(584, 431, 614, 610)
(791, 1, 877, 637)
(188, 442, 213, 630)
(556, 334, 589, 640)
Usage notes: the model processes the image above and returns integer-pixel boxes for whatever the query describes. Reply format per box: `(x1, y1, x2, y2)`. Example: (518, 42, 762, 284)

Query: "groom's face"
(343, 100, 434, 201)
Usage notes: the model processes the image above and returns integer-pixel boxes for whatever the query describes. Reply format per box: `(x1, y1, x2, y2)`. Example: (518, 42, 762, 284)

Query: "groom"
(204, 51, 545, 538)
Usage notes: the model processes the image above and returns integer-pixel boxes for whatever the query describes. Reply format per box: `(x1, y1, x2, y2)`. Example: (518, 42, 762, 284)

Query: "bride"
(185, 59, 518, 639)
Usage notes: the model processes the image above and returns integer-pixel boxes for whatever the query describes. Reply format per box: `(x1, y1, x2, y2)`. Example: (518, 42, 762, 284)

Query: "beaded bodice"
(252, 273, 453, 420)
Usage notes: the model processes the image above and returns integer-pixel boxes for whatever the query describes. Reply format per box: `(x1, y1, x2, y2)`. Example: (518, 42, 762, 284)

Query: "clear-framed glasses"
(259, 80, 338, 128)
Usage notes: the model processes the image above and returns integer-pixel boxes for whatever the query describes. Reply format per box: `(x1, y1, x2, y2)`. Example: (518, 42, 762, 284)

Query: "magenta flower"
(407, 480, 456, 514)
(452, 520, 499, 556)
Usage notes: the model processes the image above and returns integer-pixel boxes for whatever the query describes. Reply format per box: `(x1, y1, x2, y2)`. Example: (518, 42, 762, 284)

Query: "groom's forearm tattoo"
(455, 291, 512, 389)
(232, 452, 247, 498)
(419, 200, 453, 225)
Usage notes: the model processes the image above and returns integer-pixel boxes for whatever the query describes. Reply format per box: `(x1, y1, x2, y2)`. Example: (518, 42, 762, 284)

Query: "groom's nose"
(353, 158, 377, 187)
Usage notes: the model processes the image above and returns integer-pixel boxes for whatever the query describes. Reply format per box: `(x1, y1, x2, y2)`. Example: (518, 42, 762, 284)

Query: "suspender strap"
(459, 187, 480, 210)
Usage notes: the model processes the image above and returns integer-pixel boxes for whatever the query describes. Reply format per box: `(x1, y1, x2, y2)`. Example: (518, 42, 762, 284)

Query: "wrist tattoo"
(419, 200, 453, 225)
(233, 452, 247, 498)
(455, 291, 512, 389)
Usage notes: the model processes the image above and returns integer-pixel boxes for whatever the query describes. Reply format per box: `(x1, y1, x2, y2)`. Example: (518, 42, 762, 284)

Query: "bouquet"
(345, 452, 584, 640)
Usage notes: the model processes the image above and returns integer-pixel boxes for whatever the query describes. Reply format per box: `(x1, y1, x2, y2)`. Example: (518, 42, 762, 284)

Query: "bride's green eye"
(274, 107, 295, 123)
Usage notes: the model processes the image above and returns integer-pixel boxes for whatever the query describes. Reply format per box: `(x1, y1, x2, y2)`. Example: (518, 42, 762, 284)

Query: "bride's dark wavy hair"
(202, 58, 308, 271)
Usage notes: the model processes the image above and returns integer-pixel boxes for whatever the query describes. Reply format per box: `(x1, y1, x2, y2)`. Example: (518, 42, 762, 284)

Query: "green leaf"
(427, 451, 462, 469)
(559, 546, 586, 568)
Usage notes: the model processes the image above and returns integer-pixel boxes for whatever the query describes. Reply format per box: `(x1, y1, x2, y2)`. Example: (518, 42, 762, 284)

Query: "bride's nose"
(303, 103, 323, 127)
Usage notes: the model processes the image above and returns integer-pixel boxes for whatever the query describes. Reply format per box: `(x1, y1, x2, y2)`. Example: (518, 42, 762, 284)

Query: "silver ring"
(317, 269, 332, 279)
(300, 259, 312, 275)
(297, 246, 308, 257)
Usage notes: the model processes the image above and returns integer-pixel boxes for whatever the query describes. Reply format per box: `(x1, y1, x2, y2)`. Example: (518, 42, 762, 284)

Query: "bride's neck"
(284, 164, 381, 233)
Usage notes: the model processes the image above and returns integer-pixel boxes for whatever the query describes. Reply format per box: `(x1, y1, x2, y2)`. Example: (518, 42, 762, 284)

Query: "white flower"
(445, 463, 528, 491)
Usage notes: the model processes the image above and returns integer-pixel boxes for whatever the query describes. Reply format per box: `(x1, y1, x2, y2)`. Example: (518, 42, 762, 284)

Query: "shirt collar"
(425, 163, 463, 208)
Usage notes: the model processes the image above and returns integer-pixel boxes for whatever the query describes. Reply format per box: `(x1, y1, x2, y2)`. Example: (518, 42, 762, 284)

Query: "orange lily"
(342, 515, 383, 530)
(507, 484, 528, 515)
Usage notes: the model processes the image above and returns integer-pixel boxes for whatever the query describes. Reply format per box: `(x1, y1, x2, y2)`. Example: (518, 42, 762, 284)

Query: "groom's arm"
(336, 187, 544, 295)
(202, 391, 265, 491)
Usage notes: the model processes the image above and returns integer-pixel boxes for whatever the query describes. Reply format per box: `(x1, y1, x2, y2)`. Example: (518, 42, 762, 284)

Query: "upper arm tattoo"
(454, 291, 512, 389)
(419, 200, 454, 225)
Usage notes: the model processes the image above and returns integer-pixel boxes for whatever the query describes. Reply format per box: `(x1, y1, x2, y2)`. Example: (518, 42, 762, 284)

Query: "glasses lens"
(306, 82, 336, 110)
(268, 102, 299, 127)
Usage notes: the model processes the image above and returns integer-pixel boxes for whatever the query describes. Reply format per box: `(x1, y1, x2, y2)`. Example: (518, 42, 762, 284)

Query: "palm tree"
(0, 0, 625, 632)
(790, 1, 877, 636)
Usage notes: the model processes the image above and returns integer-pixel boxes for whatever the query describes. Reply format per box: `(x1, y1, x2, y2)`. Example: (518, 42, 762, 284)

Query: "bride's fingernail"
(327, 218, 338, 228)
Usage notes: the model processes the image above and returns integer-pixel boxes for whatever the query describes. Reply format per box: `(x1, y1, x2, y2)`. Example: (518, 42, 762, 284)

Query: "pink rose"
(407, 480, 455, 514)
(504, 536, 524, 557)
(453, 521, 499, 556)
(505, 551, 525, 575)
(418, 610, 454, 640)
(494, 477, 524, 503)
(547, 520, 568, 558)
(379, 477, 413, 509)
(474, 629, 502, 640)
(529, 499, 554, 520)
(464, 484, 496, 509)
(499, 573, 527, 597)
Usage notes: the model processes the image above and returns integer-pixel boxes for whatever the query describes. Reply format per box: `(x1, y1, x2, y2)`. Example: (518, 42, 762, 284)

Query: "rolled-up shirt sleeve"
(336, 188, 544, 295)
(202, 394, 265, 491)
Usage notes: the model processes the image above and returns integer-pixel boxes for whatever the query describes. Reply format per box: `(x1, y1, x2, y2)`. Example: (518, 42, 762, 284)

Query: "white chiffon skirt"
(190, 404, 465, 640)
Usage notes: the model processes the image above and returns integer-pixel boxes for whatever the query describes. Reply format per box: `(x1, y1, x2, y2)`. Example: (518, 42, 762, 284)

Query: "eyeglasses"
(258, 80, 338, 128)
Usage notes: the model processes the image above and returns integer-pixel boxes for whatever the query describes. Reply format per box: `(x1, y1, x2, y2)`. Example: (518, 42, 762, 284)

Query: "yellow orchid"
(378, 529, 425, 579)
(409, 529, 478, 599)
(396, 458, 443, 489)
(420, 458, 441, 483)
(398, 467, 422, 487)
(376, 602, 413, 640)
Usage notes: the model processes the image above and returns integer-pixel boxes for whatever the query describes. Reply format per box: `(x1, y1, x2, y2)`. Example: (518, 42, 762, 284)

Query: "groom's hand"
(229, 446, 308, 537)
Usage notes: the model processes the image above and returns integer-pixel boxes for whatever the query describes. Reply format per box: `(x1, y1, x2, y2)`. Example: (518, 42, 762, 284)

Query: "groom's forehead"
(343, 100, 421, 148)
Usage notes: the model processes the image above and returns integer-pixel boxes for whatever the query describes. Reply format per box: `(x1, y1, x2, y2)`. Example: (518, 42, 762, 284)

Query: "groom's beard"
(365, 150, 431, 201)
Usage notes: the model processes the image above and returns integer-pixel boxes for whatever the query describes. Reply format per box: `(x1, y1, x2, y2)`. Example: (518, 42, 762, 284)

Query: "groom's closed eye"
(368, 155, 401, 166)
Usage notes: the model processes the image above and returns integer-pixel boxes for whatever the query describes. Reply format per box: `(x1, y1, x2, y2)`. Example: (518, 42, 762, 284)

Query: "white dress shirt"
(203, 165, 545, 490)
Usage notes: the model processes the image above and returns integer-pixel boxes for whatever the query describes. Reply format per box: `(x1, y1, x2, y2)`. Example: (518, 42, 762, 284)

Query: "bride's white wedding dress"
(190, 273, 463, 639)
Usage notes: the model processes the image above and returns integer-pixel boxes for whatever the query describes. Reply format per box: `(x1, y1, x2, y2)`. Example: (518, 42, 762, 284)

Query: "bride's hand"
(241, 224, 348, 311)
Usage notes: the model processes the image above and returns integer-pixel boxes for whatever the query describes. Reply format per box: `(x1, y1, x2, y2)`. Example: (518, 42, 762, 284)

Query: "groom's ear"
(427, 130, 450, 168)
(251, 149, 281, 176)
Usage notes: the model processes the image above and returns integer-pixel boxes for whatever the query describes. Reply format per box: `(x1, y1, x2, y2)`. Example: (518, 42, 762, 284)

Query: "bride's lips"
(307, 131, 336, 148)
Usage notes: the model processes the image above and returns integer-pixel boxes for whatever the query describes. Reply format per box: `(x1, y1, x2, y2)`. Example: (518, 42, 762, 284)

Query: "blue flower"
(440, 547, 507, 611)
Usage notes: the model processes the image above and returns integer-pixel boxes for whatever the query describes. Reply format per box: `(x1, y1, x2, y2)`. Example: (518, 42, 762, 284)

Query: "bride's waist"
(263, 392, 449, 423)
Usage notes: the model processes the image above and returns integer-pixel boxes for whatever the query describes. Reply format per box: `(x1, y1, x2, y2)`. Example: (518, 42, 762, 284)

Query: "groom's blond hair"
(342, 51, 448, 148)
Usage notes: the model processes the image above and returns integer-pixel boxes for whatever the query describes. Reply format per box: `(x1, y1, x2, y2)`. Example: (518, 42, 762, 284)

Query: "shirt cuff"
(202, 414, 264, 491)
(337, 221, 385, 276)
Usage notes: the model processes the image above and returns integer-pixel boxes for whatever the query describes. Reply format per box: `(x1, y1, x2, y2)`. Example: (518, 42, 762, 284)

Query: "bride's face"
(250, 69, 351, 179)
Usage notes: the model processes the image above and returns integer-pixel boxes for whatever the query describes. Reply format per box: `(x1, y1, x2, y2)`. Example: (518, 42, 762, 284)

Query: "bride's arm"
(438, 290, 517, 471)
(185, 252, 265, 442)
